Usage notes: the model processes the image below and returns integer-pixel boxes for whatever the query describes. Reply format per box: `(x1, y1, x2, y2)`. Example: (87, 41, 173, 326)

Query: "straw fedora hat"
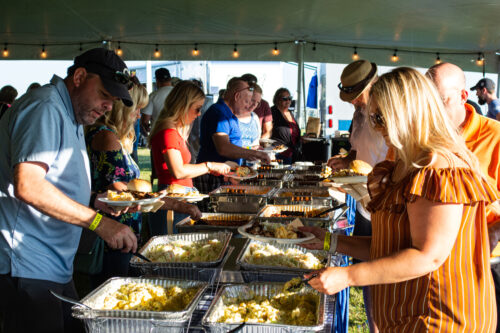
(338, 60, 378, 102)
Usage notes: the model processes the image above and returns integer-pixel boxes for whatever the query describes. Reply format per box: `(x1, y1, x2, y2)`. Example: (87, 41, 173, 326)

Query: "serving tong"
(283, 273, 319, 292)
(310, 203, 347, 218)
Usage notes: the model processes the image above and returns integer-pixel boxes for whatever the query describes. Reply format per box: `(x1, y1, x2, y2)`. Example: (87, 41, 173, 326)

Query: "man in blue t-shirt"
(471, 78, 500, 121)
(0, 48, 138, 333)
(195, 77, 269, 192)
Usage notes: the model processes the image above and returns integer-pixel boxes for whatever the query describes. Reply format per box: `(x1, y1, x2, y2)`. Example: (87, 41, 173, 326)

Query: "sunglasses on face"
(281, 96, 293, 101)
(369, 112, 386, 129)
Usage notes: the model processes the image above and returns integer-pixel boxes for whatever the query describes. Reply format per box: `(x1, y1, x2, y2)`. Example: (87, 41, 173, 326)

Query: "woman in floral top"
(85, 78, 200, 286)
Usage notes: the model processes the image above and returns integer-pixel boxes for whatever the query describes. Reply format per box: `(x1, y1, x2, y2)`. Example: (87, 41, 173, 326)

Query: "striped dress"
(366, 160, 498, 332)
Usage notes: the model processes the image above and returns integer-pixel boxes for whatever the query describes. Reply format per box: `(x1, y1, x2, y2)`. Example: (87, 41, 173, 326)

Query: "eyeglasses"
(113, 68, 133, 89)
(281, 96, 293, 101)
(369, 112, 385, 129)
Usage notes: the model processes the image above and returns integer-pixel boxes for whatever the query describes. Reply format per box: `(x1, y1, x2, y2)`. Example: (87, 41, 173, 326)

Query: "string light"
(2, 44, 9, 58)
(40, 45, 47, 59)
(232, 44, 239, 58)
(391, 49, 399, 62)
(352, 47, 359, 61)
(435, 53, 441, 64)
(116, 42, 123, 57)
(154, 44, 161, 58)
(192, 43, 199, 56)
(312, 43, 316, 51)
(476, 53, 484, 66)
(272, 42, 279, 56)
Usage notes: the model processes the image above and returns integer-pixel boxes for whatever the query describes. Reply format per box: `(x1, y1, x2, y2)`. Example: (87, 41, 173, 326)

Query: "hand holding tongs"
(283, 273, 319, 292)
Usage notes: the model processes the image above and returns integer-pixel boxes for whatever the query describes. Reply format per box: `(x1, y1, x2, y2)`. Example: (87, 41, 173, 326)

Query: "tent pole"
(296, 40, 305, 130)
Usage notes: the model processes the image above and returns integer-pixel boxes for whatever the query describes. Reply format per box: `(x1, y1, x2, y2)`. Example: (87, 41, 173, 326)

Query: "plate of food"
(225, 166, 258, 180)
(259, 138, 277, 148)
(238, 221, 315, 244)
(324, 160, 371, 184)
(162, 184, 208, 202)
(259, 143, 287, 154)
(98, 179, 166, 207)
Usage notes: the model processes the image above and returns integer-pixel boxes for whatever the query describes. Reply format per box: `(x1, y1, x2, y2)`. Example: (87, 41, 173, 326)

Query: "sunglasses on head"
(236, 86, 255, 94)
(281, 96, 293, 101)
(369, 112, 385, 129)
(113, 68, 133, 89)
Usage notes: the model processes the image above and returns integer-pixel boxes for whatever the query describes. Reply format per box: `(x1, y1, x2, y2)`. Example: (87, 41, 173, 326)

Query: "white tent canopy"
(1, 0, 499, 72)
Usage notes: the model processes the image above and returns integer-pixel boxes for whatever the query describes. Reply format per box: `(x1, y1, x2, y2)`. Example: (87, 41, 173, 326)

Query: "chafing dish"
(236, 239, 331, 274)
(130, 232, 232, 269)
(291, 173, 325, 182)
(176, 213, 255, 234)
(72, 277, 207, 333)
(209, 185, 277, 213)
(241, 178, 283, 188)
(202, 283, 326, 333)
(271, 187, 337, 206)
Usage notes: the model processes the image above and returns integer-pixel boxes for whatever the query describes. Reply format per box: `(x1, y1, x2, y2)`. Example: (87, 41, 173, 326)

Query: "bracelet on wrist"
(89, 212, 103, 231)
(323, 231, 331, 251)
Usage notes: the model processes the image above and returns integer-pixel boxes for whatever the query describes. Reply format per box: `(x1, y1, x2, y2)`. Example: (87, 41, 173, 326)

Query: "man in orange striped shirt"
(427, 62, 500, 332)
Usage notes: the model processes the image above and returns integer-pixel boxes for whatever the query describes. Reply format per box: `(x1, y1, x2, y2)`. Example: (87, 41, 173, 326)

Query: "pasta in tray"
(243, 243, 325, 269)
(145, 239, 223, 262)
(102, 283, 198, 311)
(217, 292, 318, 326)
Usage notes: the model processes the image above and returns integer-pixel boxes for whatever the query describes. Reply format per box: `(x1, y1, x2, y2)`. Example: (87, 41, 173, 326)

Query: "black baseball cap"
(68, 48, 133, 107)
(470, 78, 495, 92)
(155, 68, 171, 82)
(241, 73, 258, 84)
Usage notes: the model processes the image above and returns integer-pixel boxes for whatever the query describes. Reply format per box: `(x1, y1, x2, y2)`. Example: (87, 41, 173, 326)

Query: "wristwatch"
(205, 162, 212, 171)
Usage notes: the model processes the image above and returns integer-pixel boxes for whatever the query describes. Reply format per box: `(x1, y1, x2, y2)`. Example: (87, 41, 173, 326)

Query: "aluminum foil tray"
(292, 165, 325, 174)
(236, 239, 331, 274)
(292, 173, 325, 182)
(176, 213, 254, 234)
(130, 232, 232, 269)
(209, 185, 275, 197)
(256, 204, 334, 221)
(202, 283, 325, 333)
(142, 247, 234, 285)
(72, 277, 207, 323)
(283, 179, 323, 188)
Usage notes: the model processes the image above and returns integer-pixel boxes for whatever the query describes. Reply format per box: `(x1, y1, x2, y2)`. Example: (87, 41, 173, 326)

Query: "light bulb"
(41, 46, 47, 59)
(391, 50, 399, 62)
(2, 46, 8, 58)
(352, 48, 359, 60)
(232, 45, 239, 58)
(154, 45, 161, 58)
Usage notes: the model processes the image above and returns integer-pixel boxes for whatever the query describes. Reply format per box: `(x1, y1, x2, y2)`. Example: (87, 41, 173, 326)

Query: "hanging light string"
(0, 39, 487, 65)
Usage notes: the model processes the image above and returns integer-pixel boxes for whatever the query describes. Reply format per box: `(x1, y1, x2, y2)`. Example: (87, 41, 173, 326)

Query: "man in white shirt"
(140, 68, 173, 134)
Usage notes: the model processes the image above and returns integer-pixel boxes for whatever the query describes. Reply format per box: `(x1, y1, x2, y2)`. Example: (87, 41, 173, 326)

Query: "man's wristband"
(330, 233, 338, 254)
(323, 231, 331, 251)
(89, 212, 103, 231)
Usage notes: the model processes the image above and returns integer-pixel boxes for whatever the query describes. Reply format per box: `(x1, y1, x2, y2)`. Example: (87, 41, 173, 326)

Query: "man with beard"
(0, 48, 138, 333)
(471, 77, 500, 121)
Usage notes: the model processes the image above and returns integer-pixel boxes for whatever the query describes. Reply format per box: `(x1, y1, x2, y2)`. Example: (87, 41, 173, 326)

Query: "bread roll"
(127, 179, 152, 193)
(349, 160, 373, 176)
(165, 184, 189, 194)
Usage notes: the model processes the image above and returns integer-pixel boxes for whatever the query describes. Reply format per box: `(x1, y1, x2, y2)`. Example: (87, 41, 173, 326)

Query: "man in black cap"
(0, 47, 137, 333)
(240, 73, 273, 139)
(470, 77, 500, 121)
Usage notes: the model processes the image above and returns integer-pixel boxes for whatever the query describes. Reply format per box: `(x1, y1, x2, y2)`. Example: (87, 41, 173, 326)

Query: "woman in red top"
(149, 81, 230, 234)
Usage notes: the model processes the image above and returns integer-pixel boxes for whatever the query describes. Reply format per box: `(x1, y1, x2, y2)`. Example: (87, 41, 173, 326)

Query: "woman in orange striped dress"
(303, 67, 499, 332)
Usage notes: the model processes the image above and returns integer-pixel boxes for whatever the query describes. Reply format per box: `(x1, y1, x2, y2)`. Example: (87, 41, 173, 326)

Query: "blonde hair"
(149, 80, 205, 145)
(369, 67, 481, 178)
(96, 81, 149, 153)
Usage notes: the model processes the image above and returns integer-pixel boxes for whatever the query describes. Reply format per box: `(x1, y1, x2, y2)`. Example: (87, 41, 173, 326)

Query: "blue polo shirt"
(196, 100, 242, 164)
(0, 75, 91, 283)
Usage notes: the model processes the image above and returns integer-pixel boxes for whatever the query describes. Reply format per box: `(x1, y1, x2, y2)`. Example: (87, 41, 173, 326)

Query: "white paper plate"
(98, 196, 162, 207)
(329, 175, 368, 184)
(259, 138, 276, 148)
(163, 194, 209, 202)
(238, 224, 315, 244)
(225, 170, 258, 180)
(260, 146, 288, 154)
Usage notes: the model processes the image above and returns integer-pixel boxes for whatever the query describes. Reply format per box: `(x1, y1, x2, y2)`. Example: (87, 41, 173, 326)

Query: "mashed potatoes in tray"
(217, 292, 318, 326)
(102, 283, 198, 311)
(244, 243, 325, 269)
(145, 239, 223, 263)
